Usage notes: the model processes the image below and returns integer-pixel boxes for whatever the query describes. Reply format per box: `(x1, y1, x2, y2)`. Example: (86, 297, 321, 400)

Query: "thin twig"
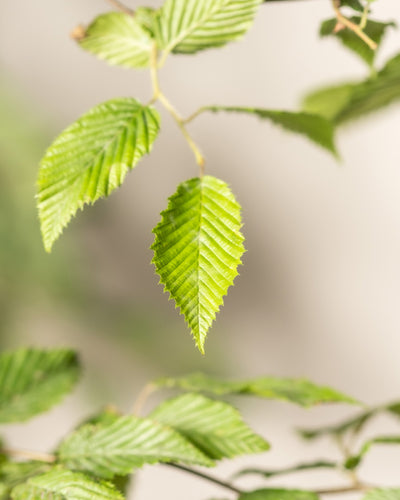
(332, 0, 377, 50)
(315, 483, 372, 495)
(107, 0, 134, 15)
(131, 383, 156, 416)
(1, 448, 56, 463)
(165, 463, 243, 495)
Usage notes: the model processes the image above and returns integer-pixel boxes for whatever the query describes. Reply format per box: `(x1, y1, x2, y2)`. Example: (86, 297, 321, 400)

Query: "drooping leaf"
(154, 373, 359, 407)
(239, 488, 320, 500)
(302, 52, 400, 125)
(77, 12, 153, 68)
(150, 393, 269, 460)
(11, 469, 124, 500)
(38, 98, 160, 252)
(345, 436, 400, 470)
(201, 106, 338, 157)
(319, 17, 395, 67)
(298, 408, 377, 441)
(156, 0, 262, 55)
(0, 348, 80, 423)
(0, 461, 51, 500)
(151, 176, 244, 354)
(234, 460, 338, 479)
(362, 489, 400, 500)
(58, 415, 213, 478)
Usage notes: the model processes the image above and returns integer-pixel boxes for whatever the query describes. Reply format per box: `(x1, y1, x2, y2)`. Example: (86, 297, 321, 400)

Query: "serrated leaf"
(0, 348, 80, 423)
(78, 12, 153, 68)
(59, 415, 213, 478)
(154, 373, 359, 407)
(320, 17, 395, 67)
(363, 490, 400, 500)
(156, 0, 262, 55)
(150, 393, 269, 460)
(11, 469, 124, 500)
(239, 489, 320, 500)
(203, 106, 338, 156)
(0, 461, 51, 500)
(38, 98, 160, 252)
(234, 460, 337, 479)
(151, 176, 244, 353)
(302, 52, 400, 125)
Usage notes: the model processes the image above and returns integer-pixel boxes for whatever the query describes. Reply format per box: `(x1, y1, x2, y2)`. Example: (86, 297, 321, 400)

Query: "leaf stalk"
(332, 0, 377, 50)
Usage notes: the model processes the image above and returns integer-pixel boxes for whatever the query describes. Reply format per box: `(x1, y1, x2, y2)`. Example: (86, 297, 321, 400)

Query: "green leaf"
(320, 17, 395, 67)
(234, 460, 338, 479)
(58, 415, 213, 478)
(150, 393, 270, 460)
(345, 435, 400, 470)
(362, 489, 400, 500)
(239, 489, 320, 500)
(151, 176, 244, 354)
(11, 469, 124, 500)
(303, 52, 400, 125)
(340, 0, 364, 12)
(154, 373, 359, 407)
(156, 0, 262, 55)
(38, 98, 160, 252)
(78, 12, 153, 69)
(0, 461, 51, 499)
(202, 107, 338, 157)
(0, 348, 80, 423)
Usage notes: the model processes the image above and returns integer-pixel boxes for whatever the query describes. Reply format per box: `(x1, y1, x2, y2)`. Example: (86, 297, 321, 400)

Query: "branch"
(107, 0, 134, 15)
(315, 484, 373, 495)
(165, 463, 243, 495)
(332, 0, 377, 50)
(1, 448, 56, 463)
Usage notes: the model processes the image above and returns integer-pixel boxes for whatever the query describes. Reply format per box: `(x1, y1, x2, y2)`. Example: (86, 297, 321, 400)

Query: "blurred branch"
(107, 0, 134, 15)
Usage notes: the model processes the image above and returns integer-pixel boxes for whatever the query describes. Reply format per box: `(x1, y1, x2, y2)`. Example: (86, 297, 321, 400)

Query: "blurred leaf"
(59, 415, 213, 478)
(38, 98, 160, 252)
(320, 17, 395, 67)
(0, 461, 50, 500)
(155, 373, 359, 407)
(0, 348, 80, 423)
(340, 0, 364, 11)
(363, 489, 400, 500)
(233, 460, 337, 479)
(302, 83, 356, 121)
(156, 0, 262, 55)
(151, 176, 244, 354)
(239, 489, 320, 500)
(345, 436, 400, 470)
(150, 393, 270, 460)
(78, 12, 153, 68)
(202, 107, 338, 157)
(11, 468, 124, 500)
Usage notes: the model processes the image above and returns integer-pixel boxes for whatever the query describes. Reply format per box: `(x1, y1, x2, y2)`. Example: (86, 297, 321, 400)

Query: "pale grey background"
(1, 1, 400, 498)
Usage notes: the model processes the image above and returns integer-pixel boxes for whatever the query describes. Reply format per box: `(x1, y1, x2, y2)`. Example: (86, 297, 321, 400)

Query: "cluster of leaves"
(2, 347, 400, 500)
(37, 0, 400, 354)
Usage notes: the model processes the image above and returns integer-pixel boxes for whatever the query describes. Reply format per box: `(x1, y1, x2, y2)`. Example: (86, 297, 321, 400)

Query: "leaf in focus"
(150, 393, 270, 460)
(154, 373, 359, 407)
(302, 52, 400, 125)
(234, 460, 338, 479)
(156, 0, 262, 55)
(362, 489, 400, 500)
(11, 469, 124, 500)
(38, 98, 160, 252)
(77, 13, 153, 68)
(58, 415, 213, 478)
(319, 17, 395, 67)
(151, 176, 245, 354)
(239, 489, 320, 500)
(0, 348, 80, 423)
(203, 107, 338, 157)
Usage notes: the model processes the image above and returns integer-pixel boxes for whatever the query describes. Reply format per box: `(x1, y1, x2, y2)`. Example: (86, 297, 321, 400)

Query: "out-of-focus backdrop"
(1, 1, 400, 498)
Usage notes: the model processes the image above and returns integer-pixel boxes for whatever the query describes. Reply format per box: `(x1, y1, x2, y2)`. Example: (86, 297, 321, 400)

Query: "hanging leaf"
(154, 373, 359, 407)
(11, 469, 124, 500)
(0, 348, 80, 423)
(151, 176, 244, 353)
(320, 17, 395, 67)
(239, 488, 320, 500)
(200, 106, 338, 157)
(150, 393, 269, 460)
(38, 98, 160, 252)
(156, 0, 262, 55)
(58, 415, 213, 479)
(77, 12, 154, 69)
